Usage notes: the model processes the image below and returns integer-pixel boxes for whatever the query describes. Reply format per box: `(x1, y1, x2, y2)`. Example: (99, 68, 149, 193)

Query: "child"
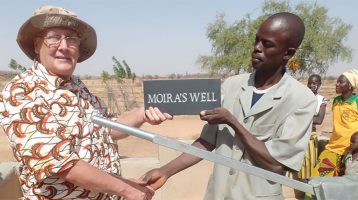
(343, 131, 358, 175)
(298, 74, 328, 180)
(295, 74, 328, 200)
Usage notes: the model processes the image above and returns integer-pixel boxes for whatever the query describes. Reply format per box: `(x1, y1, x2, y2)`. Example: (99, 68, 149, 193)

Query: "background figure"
(295, 74, 328, 200)
(142, 12, 316, 200)
(312, 69, 358, 179)
(343, 131, 358, 176)
(298, 74, 328, 179)
(0, 5, 171, 200)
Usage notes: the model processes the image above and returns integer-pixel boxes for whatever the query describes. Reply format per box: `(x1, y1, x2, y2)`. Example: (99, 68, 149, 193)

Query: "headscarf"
(343, 69, 358, 90)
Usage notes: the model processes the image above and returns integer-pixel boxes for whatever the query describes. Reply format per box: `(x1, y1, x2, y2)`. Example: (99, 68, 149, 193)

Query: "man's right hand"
(140, 168, 169, 190)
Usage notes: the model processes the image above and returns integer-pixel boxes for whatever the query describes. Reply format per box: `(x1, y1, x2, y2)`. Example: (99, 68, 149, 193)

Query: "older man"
(0, 5, 171, 200)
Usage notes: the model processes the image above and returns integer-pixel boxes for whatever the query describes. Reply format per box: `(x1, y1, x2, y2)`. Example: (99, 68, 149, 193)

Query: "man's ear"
(283, 48, 296, 60)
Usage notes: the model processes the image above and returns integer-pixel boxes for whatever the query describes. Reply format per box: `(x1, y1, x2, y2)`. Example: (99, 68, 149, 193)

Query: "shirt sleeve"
(265, 97, 316, 171)
(200, 77, 228, 145)
(4, 93, 80, 183)
(322, 96, 329, 105)
(199, 123, 219, 145)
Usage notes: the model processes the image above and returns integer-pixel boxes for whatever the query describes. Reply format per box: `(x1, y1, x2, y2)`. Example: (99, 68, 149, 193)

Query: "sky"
(0, 0, 357, 77)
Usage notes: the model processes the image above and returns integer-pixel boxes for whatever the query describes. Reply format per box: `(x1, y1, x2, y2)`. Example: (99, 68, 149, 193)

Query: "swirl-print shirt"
(0, 62, 121, 199)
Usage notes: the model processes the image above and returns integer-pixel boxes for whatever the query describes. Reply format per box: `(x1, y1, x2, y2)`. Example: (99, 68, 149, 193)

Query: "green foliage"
(101, 70, 111, 82)
(112, 56, 136, 82)
(112, 56, 126, 82)
(198, 0, 352, 77)
(8, 59, 26, 72)
(122, 60, 132, 78)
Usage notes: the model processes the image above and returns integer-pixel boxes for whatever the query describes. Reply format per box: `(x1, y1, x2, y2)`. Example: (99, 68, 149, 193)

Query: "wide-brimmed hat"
(16, 5, 97, 63)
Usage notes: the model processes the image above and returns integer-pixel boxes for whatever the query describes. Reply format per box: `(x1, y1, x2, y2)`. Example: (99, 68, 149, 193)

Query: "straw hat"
(16, 5, 97, 63)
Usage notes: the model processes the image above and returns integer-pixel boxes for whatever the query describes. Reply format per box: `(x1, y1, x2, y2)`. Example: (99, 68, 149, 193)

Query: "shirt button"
(229, 169, 235, 175)
(235, 145, 240, 150)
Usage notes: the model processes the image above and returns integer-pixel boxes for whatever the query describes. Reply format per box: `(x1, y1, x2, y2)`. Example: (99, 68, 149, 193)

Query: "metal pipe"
(92, 115, 314, 194)
(92, 115, 155, 141)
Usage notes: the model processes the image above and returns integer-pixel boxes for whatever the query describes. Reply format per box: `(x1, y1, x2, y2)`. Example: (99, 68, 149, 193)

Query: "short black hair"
(308, 74, 322, 84)
(267, 12, 305, 48)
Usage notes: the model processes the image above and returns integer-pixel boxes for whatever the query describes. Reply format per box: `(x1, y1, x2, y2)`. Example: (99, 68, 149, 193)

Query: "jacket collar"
(239, 72, 290, 118)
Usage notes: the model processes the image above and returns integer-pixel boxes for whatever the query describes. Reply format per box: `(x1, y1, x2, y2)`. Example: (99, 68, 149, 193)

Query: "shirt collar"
(31, 61, 74, 90)
(335, 94, 358, 104)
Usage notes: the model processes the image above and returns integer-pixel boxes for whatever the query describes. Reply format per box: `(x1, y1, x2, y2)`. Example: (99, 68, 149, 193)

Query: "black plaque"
(144, 79, 221, 115)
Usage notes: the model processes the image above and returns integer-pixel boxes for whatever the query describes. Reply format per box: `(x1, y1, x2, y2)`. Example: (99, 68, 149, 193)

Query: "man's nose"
(253, 42, 262, 51)
(58, 38, 69, 48)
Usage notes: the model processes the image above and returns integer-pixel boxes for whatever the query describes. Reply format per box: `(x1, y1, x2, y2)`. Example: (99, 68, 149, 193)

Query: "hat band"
(33, 15, 81, 34)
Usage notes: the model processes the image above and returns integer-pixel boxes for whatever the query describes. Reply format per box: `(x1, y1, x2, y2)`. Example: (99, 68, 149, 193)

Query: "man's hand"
(56, 160, 155, 200)
(111, 107, 172, 140)
(144, 107, 173, 125)
(140, 168, 169, 191)
(200, 107, 235, 126)
(121, 178, 155, 200)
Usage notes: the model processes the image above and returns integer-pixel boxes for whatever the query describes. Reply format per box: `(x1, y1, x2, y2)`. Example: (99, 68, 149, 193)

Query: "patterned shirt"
(343, 153, 358, 175)
(326, 94, 358, 155)
(0, 62, 121, 199)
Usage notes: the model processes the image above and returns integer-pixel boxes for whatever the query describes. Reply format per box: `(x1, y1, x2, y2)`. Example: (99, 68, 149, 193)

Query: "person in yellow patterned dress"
(312, 69, 358, 178)
(0, 5, 172, 200)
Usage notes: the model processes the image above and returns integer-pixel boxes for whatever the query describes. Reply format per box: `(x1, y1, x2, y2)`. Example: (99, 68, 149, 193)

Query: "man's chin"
(251, 62, 259, 70)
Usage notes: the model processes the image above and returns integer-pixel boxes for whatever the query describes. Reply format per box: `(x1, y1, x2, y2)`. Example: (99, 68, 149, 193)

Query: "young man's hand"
(200, 107, 235, 126)
(140, 168, 169, 190)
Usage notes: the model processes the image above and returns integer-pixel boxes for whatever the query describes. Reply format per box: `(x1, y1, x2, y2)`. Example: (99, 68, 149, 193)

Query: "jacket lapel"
(238, 74, 255, 118)
(239, 73, 289, 118)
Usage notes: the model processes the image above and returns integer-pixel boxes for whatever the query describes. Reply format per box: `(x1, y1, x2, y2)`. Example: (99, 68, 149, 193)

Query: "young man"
(0, 5, 171, 200)
(142, 12, 317, 200)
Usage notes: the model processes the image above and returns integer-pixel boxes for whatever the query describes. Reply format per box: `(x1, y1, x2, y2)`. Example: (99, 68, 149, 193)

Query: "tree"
(8, 59, 26, 72)
(168, 73, 176, 79)
(131, 72, 136, 82)
(112, 56, 126, 82)
(197, 0, 352, 77)
(101, 70, 111, 82)
(122, 60, 132, 79)
(112, 57, 136, 80)
(100, 70, 121, 116)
